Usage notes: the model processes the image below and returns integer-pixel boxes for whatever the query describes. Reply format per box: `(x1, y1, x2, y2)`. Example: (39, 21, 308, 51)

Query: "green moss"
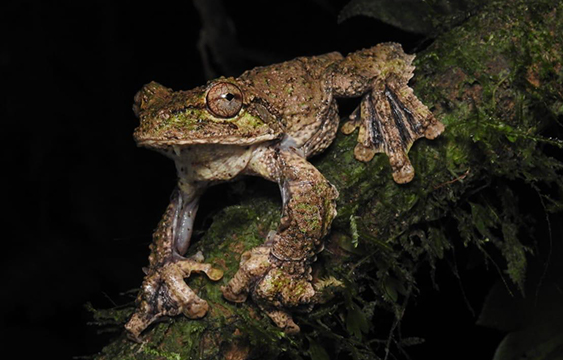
(294, 202, 321, 233)
(142, 347, 181, 360)
(259, 268, 312, 301)
(415, 7, 561, 208)
(170, 109, 199, 128)
(97, 1, 563, 358)
(233, 110, 268, 130)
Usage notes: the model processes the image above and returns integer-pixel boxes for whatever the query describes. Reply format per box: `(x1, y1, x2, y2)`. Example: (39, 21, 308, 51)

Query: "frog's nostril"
(133, 82, 172, 116)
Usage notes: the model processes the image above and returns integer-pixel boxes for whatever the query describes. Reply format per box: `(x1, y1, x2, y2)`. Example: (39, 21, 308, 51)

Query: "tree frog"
(125, 43, 444, 340)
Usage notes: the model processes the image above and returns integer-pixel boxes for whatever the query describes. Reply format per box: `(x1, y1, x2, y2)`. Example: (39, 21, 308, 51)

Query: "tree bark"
(93, 0, 563, 358)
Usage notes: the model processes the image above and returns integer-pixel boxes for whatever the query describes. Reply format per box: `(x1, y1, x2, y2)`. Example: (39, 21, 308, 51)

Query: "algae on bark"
(93, 1, 563, 358)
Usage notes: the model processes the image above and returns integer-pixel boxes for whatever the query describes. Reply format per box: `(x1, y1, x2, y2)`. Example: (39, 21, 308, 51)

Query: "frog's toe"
(125, 269, 186, 341)
(261, 308, 300, 334)
(250, 268, 315, 334)
(181, 295, 209, 318)
(221, 286, 248, 303)
(221, 266, 251, 303)
(222, 246, 272, 303)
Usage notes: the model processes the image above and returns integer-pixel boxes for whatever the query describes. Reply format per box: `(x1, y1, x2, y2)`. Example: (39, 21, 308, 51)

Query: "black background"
(4, 1, 554, 359)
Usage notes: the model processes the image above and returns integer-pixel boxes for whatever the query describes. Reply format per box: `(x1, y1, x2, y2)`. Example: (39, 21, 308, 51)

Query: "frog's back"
(237, 52, 344, 154)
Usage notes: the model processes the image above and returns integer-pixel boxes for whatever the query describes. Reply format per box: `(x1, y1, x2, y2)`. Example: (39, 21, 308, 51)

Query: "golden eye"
(206, 82, 243, 118)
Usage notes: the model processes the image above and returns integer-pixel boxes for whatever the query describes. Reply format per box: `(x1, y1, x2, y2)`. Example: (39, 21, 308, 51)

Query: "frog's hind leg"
(301, 101, 341, 158)
(342, 84, 443, 183)
(337, 43, 444, 183)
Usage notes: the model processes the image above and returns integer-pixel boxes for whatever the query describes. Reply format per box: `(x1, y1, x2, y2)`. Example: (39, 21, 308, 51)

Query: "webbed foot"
(125, 254, 223, 341)
(341, 65, 444, 184)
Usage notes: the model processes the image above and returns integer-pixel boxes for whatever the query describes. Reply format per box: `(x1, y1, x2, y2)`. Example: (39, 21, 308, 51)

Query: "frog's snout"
(132, 90, 142, 118)
(132, 81, 172, 118)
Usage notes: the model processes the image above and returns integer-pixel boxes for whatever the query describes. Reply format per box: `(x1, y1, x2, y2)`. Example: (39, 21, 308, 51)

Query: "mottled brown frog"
(125, 43, 444, 340)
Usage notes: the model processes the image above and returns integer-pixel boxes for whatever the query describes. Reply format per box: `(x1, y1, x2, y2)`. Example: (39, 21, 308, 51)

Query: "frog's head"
(133, 79, 281, 150)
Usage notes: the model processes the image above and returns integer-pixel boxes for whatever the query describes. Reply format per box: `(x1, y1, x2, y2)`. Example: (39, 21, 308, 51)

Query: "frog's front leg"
(222, 146, 338, 332)
(125, 186, 223, 341)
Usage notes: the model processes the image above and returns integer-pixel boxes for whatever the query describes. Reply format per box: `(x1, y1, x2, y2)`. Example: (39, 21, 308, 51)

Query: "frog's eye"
(206, 82, 243, 118)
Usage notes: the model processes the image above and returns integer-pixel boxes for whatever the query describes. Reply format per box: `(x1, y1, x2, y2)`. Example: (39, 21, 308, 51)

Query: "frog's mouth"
(134, 133, 280, 149)
(133, 108, 281, 148)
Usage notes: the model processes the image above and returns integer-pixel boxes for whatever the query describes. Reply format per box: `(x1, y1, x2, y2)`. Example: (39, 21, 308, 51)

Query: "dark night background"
(3, 1, 560, 359)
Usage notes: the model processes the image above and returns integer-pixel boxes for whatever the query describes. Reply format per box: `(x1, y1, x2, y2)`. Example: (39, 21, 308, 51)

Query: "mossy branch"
(94, 1, 562, 358)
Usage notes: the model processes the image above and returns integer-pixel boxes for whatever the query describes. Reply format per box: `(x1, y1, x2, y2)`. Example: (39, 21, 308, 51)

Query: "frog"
(125, 43, 444, 340)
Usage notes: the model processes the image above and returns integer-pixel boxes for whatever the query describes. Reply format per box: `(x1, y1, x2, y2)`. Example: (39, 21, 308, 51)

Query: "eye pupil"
(224, 93, 235, 101)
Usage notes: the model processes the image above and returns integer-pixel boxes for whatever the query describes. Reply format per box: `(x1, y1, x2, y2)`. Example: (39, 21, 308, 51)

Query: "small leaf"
(383, 277, 399, 302)
(346, 304, 369, 339)
(309, 339, 331, 360)
(506, 134, 517, 143)
(350, 214, 360, 248)
(427, 226, 452, 260)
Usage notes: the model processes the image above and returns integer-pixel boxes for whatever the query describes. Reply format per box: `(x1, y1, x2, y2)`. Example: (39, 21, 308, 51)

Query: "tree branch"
(94, 0, 563, 358)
